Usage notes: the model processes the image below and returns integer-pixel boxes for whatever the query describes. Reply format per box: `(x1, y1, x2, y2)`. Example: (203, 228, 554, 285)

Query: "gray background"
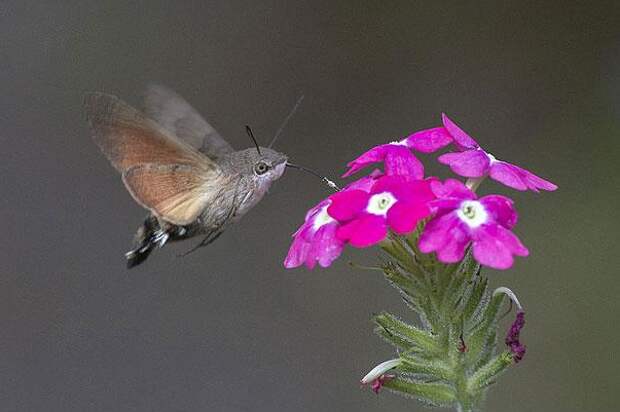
(1, 1, 619, 411)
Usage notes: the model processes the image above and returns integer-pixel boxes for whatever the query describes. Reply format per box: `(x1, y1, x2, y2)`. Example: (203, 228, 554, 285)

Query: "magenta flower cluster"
(284, 114, 557, 270)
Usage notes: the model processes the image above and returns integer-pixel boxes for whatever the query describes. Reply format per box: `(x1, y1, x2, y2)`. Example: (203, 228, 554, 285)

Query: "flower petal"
(401, 179, 436, 204)
(298, 223, 317, 242)
(327, 190, 369, 221)
(405, 127, 453, 153)
(344, 170, 382, 192)
(438, 149, 490, 178)
(490, 161, 558, 192)
(479, 195, 518, 229)
(441, 113, 479, 149)
(419, 213, 470, 262)
(517, 167, 558, 191)
(371, 176, 435, 203)
(383, 146, 424, 178)
(336, 214, 387, 247)
(471, 224, 529, 269)
(387, 202, 430, 234)
(430, 178, 476, 200)
(284, 220, 344, 270)
(309, 223, 344, 268)
(303, 199, 330, 223)
(488, 161, 528, 191)
(342, 145, 388, 177)
(284, 233, 313, 268)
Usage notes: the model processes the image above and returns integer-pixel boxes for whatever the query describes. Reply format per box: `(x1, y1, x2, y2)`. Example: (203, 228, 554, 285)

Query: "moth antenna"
(286, 162, 340, 192)
(245, 125, 261, 155)
(268, 94, 304, 149)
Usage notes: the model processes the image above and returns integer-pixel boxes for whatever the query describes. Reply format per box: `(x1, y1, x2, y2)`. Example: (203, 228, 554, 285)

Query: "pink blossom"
(328, 176, 435, 248)
(405, 126, 453, 153)
(284, 174, 379, 269)
(342, 127, 452, 179)
(419, 179, 529, 269)
(343, 142, 424, 179)
(283, 199, 343, 269)
(438, 114, 558, 192)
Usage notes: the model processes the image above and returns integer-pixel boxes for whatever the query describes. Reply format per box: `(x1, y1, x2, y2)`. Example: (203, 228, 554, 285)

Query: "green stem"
(370, 232, 517, 411)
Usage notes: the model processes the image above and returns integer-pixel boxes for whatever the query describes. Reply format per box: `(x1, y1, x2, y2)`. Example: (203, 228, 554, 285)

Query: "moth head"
(242, 126, 287, 181)
(252, 147, 288, 180)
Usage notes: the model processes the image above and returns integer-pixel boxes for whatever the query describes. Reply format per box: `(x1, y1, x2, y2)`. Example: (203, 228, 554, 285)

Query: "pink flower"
(438, 114, 558, 192)
(343, 142, 424, 179)
(283, 199, 343, 269)
(406, 126, 454, 153)
(418, 179, 529, 269)
(328, 176, 435, 248)
(284, 174, 380, 269)
(342, 127, 452, 179)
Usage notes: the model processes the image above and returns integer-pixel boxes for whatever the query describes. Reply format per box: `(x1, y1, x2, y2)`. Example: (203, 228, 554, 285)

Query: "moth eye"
(254, 161, 270, 175)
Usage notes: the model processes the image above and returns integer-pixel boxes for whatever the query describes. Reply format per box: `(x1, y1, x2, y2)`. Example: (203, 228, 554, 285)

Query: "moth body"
(85, 85, 287, 268)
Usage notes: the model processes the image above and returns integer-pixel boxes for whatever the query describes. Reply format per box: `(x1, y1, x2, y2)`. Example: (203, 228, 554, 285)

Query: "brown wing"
(122, 163, 225, 225)
(84, 92, 222, 224)
(84, 92, 211, 172)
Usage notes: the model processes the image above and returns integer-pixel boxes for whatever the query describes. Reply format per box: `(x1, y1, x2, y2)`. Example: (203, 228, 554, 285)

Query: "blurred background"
(1, 1, 618, 411)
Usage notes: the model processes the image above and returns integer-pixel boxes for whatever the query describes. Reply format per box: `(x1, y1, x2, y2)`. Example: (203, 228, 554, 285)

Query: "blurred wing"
(122, 164, 224, 225)
(144, 84, 234, 159)
(84, 92, 212, 172)
(85, 92, 222, 224)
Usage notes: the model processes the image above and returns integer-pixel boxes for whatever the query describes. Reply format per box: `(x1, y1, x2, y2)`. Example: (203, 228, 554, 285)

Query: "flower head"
(438, 114, 558, 192)
(342, 127, 453, 179)
(419, 179, 528, 269)
(505, 311, 526, 363)
(493, 287, 527, 363)
(328, 176, 435, 247)
(284, 173, 380, 269)
(284, 199, 342, 269)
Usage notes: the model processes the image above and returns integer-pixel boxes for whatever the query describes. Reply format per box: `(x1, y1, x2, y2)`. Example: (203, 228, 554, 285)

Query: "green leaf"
(374, 326, 415, 352)
(373, 312, 439, 353)
(382, 263, 423, 299)
(474, 330, 498, 370)
(466, 293, 505, 364)
(467, 352, 513, 391)
(462, 277, 488, 324)
(383, 377, 456, 407)
(400, 354, 455, 381)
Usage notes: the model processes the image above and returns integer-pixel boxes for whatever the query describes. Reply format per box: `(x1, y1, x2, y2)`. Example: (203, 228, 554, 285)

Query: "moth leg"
(178, 229, 224, 257)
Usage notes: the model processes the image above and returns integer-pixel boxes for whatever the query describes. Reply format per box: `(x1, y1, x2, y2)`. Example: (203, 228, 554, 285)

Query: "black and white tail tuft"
(125, 216, 169, 269)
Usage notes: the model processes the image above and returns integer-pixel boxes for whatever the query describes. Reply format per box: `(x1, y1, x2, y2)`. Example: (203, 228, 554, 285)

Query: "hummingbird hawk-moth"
(85, 85, 333, 268)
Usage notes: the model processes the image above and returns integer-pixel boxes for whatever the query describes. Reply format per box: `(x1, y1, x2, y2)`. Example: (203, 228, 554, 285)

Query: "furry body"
(85, 85, 287, 268)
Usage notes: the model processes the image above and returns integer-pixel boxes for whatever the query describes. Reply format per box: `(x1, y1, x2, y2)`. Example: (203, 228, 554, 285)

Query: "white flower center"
(312, 205, 335, 231)
(457, 200, 488, 228)
(389, 139, 409, 146)
(366, 192, 397, 216)
(486, 152, 498, 164)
